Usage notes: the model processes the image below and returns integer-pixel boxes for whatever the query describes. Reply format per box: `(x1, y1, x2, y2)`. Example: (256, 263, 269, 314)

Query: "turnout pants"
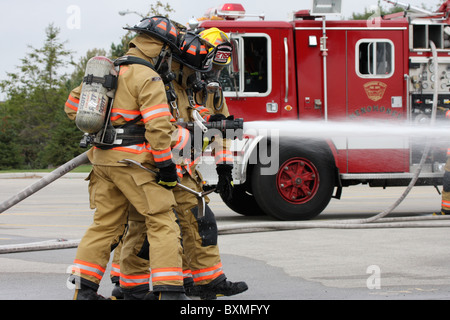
(119, 172, 224, 291)
(71, 165, 184, 293)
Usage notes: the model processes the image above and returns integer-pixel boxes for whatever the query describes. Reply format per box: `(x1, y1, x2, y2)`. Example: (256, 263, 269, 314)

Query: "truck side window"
(221, 34, 270, 96)
(243, 37, 268, 92)
(357, 40, 394, 78)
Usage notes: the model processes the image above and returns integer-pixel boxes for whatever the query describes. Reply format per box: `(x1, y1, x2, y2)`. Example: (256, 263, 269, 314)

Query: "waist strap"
(94, 125, 146, 150)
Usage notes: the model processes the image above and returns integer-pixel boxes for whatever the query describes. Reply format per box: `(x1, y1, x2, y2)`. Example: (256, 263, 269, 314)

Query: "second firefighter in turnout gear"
(439, 110, 450, 215)
(117, 28, 248, 300)
(65, 16, 188, 300)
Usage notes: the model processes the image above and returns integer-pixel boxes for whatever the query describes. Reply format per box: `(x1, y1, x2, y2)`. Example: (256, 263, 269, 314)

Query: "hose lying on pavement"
(1, 215, 450, 254)
(0, 239, 82, 253)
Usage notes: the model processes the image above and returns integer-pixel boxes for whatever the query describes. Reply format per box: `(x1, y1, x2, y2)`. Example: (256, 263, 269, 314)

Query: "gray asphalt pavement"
(1, 173, 450, 301)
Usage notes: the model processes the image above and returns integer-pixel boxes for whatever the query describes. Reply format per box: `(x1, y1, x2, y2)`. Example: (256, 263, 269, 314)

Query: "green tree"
(351, 2, 403, 20)
(351, 0, 443, 20)
(0, 24, 77, 169)
(0, 101, 23, 168)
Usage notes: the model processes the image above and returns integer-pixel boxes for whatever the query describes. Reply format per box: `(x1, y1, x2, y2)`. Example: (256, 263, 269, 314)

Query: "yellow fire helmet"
(199, 27, 232, 66)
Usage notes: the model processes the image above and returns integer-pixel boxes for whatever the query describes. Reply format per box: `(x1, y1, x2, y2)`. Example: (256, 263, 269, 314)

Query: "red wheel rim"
(276, 158, 319, 204)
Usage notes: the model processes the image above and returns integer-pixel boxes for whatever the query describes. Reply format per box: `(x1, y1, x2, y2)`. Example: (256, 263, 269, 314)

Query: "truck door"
(345, 29, 408, 173)
(219, 25, 297, 121)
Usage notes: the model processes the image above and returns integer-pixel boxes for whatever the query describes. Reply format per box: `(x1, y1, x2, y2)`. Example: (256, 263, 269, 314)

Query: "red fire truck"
(195, 1, 450, 220)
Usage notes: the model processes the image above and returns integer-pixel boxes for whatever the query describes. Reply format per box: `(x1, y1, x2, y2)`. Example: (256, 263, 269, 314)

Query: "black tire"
(220, 182, 266, 216)
(251, 140, 335, 220)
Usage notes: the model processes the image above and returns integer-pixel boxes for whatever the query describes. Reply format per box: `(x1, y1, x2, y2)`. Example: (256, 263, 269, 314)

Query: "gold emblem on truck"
(363, 81, 387, 102)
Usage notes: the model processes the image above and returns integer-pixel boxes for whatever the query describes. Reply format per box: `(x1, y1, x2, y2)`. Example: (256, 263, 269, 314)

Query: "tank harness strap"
(114, 55, 156, 71)
(82, 74, 117, 91)
(114, 55, 178, 112)
(93, 56, 158, 150)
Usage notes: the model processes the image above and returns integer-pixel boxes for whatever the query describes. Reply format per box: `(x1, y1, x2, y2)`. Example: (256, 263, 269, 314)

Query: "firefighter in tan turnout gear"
(116, 29, 248, 300)
(64, 16, 188, 300)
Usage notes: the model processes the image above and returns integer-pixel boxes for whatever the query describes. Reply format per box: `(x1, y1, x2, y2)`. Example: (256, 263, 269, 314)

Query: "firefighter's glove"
(202, 137, 210, 151)
(216, 164, 234, 202)
(157, 163, 178, 189)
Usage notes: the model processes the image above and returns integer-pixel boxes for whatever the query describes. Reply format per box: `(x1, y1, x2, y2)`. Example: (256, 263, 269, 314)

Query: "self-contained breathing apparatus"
(76, 26, 243, 157)
(77, 55, 157, 149)
(77, 16, 182, 149)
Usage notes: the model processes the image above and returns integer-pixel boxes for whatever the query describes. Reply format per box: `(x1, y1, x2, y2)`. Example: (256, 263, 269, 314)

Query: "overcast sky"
(0, 0, 442, 99)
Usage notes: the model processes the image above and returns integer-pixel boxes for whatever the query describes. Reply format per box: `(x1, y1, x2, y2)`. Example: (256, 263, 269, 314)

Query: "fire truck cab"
(196, 1, 450, 220)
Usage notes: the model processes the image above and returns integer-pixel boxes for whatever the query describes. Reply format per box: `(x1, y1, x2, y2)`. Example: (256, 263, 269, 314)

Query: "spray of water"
(243, 119, 450, 140)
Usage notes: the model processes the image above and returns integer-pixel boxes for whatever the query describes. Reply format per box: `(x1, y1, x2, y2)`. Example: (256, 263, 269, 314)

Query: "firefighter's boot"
(73, 286, 109, 300)
(111, 283, 124, 299)
(197, 278, 248, 300)
(123, 285, 157, 300)
(158, 291, 191, 300)
(433, 209, 450, 215)
(184, 277, 196, 297)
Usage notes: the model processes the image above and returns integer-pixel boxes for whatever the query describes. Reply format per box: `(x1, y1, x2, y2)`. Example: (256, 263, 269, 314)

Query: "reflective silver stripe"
(442, 200, 450, 209)
(151, 269, 184, 281)
(142, 104, 171, 122)
(120, 274, 150, 285)
(152, 148, 172, 162)
(73, 263, 104, 277)
(110, 110, 141, 121)
(111, 264, 120, 275)
(112, 143, 152, 154)
(66, 98, 78, 110)
(142, 106, 170, 119)
(192, 265, 223, 280)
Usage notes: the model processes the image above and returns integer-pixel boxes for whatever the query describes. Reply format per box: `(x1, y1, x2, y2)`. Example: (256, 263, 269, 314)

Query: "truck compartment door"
(346, 30, 408, 173)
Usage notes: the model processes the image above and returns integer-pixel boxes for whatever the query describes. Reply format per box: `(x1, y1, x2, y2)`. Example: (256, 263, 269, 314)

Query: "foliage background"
(0, 2, 173, 170)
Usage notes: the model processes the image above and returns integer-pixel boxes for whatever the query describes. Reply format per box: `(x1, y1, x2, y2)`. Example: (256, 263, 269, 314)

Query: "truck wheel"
(220, 183, 266, 216)
(251, 142, 335, 220)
